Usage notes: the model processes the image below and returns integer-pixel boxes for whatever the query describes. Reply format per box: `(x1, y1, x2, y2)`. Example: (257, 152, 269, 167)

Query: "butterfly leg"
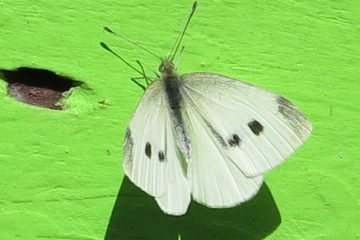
(130, 77, 147, 91)
(135, 60, 150, 86)
(135, 60, 158, 86)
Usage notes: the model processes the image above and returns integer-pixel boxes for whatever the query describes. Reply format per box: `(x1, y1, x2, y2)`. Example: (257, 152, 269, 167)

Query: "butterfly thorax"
(159, 57, 177, 78)
(160, 57, 182, 112)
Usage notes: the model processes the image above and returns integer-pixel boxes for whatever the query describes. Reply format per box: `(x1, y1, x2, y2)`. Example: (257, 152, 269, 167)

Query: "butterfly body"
(161, 58, 192, 162)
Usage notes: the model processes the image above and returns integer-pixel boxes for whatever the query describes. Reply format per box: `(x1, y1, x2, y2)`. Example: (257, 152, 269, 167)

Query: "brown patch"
(0, 67, 84, 110)
(7, 83, 64, 110)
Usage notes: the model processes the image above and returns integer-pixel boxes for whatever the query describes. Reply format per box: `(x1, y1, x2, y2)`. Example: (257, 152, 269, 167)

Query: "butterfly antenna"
(104, 26, 162, 61)
(173, 45, 186, 69)
(100, 42, 144, 76)
(170, 1, 198, 61)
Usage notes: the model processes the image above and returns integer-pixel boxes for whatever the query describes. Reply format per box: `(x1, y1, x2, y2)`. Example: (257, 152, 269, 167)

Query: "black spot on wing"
(158, 151, 165, 162)
(228, 134, 241, 147)
(277, 95, 303, 119)
(277, 96, 296, 117)
(276, 95, 312, 139)
(202, 118, 227, 147)
(145, 142, 152, 158)
(276, 96, 293, 107)
(248, 120, 264, 135)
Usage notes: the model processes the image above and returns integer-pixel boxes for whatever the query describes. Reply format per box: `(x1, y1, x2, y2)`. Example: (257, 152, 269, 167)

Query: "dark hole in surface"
(0, 67, 84, 110)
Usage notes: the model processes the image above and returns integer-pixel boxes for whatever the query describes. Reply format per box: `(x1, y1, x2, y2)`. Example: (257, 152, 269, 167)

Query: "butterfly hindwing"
(182, 100, 264, 207)
(155, 116, 191, 215)
(180, 72, 312, 178)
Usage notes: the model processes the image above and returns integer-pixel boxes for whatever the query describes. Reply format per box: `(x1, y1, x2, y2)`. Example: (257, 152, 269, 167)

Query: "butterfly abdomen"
(163, 75, 192, 161)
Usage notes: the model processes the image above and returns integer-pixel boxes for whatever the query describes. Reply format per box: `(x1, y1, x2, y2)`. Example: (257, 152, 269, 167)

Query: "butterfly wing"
(124, 80, 190, 214)
(154, 115, 191, 215)
(183, 102, 264, 207)
(179, 72, 312, 207)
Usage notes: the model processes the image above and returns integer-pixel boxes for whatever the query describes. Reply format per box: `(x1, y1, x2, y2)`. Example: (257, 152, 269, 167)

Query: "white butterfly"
(103, 1, 312, 216)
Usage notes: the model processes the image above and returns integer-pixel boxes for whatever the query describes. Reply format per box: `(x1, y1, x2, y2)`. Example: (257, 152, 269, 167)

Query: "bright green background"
(0, 0, 359, 239)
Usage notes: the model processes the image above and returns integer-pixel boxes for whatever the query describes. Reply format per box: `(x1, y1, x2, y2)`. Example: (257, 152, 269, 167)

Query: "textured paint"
(0, 0, 359, 239)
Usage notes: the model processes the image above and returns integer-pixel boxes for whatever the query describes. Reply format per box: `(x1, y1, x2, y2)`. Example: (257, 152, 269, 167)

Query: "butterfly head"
(159, 57, 176, 77)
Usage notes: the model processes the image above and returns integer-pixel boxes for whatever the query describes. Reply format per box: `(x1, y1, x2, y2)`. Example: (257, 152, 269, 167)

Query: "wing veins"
(182, 87, 270, 180)
(182, 84, 296, 160)
(183, 83, 301, 150)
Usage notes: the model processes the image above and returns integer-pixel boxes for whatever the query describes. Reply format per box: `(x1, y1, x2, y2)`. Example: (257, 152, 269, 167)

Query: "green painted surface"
(0, 0, 359, 239)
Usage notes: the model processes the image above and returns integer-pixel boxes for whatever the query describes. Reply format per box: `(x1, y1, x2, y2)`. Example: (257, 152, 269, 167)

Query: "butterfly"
(102, 1, 312, 216)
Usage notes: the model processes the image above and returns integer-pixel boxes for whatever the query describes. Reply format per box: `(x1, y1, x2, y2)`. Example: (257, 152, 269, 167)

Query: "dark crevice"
(0, 67, 84, 91)
(0, 67, 85, 110)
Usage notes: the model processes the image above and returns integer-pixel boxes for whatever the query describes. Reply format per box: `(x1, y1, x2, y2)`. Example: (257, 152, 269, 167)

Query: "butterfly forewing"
(180, 73, 312, 178)
(124, 80, 191, 214)
(182, 100, 264, 207)
(124, 80, 169, 197)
